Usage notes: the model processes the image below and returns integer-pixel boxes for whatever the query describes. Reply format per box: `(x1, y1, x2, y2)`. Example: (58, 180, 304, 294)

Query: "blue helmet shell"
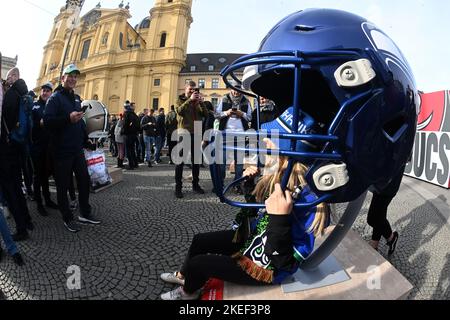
(217, 8, 418, 206)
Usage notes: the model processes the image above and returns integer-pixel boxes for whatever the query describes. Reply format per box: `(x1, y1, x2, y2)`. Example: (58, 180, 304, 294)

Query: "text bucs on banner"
(405, 131, 450, 187)
(404, 91, 450, 188)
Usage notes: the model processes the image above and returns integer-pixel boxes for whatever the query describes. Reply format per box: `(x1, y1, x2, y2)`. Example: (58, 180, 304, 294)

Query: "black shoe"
(12, 253, 24, 266)
(37, 204, 49, 217)
(12, 231, 29, 242)
(64, 221, 81, 233)
(127, 166, 135, 171)
(117, 159, 125, 168)
(387, 231, 399, 255)
(45, 200, 59, 210)
(148, 162, 153, 168)
(78, 214, 101, 225)
(193, 185, 205, 195)
(175, 189, 184, 199)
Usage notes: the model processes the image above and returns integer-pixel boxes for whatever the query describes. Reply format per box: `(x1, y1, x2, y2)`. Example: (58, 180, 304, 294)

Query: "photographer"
(174, 81, 209, 199)
(216, 82, 252, 194)
(44, 64, 101, 233)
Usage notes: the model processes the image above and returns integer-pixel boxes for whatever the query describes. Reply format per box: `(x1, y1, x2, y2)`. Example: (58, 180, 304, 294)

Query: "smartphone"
(232, 107, 238, 112)
(81, 104, 90, 113)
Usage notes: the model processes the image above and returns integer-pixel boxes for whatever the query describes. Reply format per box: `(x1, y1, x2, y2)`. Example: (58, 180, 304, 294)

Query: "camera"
(194, 88, 200, 93)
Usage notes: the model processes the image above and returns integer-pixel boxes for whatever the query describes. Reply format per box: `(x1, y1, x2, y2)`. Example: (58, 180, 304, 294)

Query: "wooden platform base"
(224, 228, 413, 300)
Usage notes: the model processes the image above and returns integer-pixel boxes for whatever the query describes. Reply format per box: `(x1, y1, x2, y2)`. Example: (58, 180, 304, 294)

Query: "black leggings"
(367, 194, 394, 241)
(367, 166, 404, 242)
(180, 230, 268, 294)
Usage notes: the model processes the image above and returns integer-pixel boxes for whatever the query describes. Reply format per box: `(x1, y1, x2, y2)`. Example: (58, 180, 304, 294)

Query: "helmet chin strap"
(300, 190, 368, 271)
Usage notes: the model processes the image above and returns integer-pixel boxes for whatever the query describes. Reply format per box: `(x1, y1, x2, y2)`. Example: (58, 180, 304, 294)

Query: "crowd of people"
(0, 64, 102, 266)
(1, 67, 401, 300)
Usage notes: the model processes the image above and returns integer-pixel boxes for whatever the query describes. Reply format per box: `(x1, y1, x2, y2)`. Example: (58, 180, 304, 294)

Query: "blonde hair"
(252, 156, 329, 237)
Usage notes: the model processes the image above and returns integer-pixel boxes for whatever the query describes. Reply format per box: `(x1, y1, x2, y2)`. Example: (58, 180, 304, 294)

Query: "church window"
(212, 79, 219, 89)
(80, 39, 91, 60)
(102, 33, 109, 45)
(160, 32, 167, 48)
(190, 66, 196, 72)
(153, 98, 159, 110)
(208, 65, 214, 71)
(154, 79, 161, 87)
(198, 79, 205, 89)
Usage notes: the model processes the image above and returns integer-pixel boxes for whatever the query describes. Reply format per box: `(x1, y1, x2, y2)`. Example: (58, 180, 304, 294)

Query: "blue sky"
(1, 0, 449, 92)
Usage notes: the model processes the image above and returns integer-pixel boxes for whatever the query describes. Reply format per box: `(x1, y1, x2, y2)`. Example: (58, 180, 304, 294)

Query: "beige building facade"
(37, 0, 247, 115)
(178, 53, 245, 108)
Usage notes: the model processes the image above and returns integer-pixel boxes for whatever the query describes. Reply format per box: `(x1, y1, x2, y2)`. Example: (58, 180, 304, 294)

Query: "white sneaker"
(160, 272, 185, 286)
(160, 286, 199, 301)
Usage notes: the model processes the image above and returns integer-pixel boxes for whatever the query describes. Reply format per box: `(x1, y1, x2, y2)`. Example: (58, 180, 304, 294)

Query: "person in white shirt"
(215, 82, 252, 194)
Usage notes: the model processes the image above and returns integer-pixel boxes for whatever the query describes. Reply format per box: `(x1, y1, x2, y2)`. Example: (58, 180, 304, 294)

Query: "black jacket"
(43, 85, 89, 158)
(0, 79, 28, 155)
(156, 114, 166, 137)
(0, 79, 28, 143)
(31, 98, 51, 154)
(140, 114, 157, 137)
(123, 110, 140, 136)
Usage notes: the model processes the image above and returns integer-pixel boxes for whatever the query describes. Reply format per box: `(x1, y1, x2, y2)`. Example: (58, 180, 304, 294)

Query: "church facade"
(37, 0, 245, 115)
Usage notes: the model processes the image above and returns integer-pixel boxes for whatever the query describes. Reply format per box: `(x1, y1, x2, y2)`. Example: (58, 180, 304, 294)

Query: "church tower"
(36, 0, 194, 114)
(38, 6, 74, 81)
(141, 0, 193, 109)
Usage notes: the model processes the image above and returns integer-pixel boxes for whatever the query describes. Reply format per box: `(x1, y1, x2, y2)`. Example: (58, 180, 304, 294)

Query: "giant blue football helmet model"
(211, 8, 418, 270)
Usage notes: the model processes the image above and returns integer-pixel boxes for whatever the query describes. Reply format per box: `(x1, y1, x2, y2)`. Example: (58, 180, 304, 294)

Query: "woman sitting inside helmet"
(159, 130, 330, 300)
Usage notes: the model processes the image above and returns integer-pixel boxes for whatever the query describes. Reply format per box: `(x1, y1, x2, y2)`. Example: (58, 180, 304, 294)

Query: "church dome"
(137, 16, 150, 30)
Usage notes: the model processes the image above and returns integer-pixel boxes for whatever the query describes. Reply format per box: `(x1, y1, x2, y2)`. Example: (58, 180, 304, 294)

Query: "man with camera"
(174, 81, 209, 199)
(44, 64, 101, 233)
(216, 81, 252, 194)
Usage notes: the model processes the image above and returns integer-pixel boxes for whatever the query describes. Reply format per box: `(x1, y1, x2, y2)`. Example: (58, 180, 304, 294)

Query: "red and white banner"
(404, 91, 450, 188)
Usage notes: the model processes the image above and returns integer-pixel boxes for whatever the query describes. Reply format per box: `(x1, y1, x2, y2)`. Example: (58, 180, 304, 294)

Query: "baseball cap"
(63, 64, 81, 75)
(261, 107, 320, 153)
(41, 82, 54, 91)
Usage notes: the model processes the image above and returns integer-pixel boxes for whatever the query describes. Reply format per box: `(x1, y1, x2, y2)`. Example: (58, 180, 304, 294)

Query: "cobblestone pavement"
(334, 177, 450, 300)
(1, 155, 449, 300)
